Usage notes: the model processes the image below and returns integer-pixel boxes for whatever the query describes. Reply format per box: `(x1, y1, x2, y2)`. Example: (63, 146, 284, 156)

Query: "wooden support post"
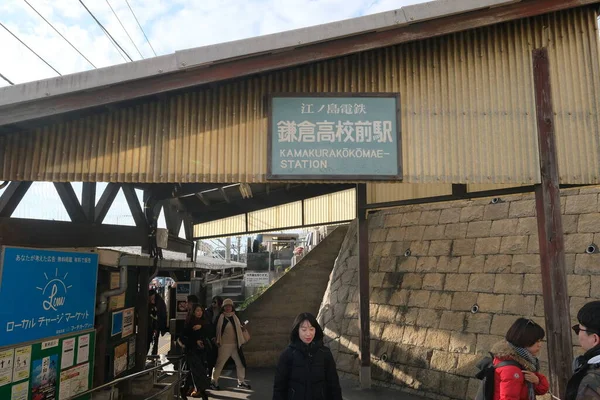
(53, 183, 87, 223)
(135, 267, 150, 371)
(95, 183, 120, 224)
(81, 182, 96, 222)
(356, 183, 371, 389)
(532, 47, 572, 397)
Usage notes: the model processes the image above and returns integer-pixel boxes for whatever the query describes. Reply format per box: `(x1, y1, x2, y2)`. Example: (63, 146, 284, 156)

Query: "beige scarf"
(216, 312, 246, 348)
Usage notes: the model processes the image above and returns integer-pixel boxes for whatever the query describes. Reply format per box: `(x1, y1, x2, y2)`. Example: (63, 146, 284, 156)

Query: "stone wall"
(318, 187, 600, 400)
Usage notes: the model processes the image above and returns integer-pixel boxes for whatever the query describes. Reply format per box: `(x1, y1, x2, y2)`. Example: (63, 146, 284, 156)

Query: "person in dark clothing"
(180, 304, 210, 400)
(273, 312, 342, 400)
(204, 296, 223, 377)
(148, 289, 168, 355)
(566, 301, 600, 400)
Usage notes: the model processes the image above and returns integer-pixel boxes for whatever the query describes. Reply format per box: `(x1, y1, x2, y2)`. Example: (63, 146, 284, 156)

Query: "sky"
(0, 0, 427, 230)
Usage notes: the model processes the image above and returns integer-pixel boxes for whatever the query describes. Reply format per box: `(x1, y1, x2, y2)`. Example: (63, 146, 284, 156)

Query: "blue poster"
(31, 354, 58, 400)
(111, 311, 123, 337)
(0, 247, 98, 347)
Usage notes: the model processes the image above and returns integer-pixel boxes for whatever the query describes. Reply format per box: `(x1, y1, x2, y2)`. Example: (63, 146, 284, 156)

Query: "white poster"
(14, 346, 31, 381)
(11, 380, 28, 400)
(76, 334, 90, 364)
(122, 308, 134, 337)
(59, 363, 89, 400)
(0, 349, 14, 387)
(61, 338, 76, 369)
(41, 339, 59, 350)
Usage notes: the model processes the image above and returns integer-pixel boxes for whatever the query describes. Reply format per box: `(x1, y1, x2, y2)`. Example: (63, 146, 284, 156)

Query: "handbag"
(242, 327, 251, 343)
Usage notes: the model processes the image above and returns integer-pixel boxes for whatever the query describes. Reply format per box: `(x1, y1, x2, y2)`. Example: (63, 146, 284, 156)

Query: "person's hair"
(149, 288, 156, 296)
(577, 301, 600, 334)
(213, 296, 223, 307)
(185, 304, 203, 326)
(187, 295, 199, 303)
(290, 312, 324, 343)
(505, 318, 545, 348)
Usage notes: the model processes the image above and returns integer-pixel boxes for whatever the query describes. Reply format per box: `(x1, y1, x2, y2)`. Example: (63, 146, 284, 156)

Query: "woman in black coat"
(180, 304, 210, 400)
(273, 312, 342, 400)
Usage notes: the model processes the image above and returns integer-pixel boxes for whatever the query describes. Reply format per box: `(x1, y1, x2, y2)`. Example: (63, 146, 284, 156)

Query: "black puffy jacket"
(273, 340, 342, 400)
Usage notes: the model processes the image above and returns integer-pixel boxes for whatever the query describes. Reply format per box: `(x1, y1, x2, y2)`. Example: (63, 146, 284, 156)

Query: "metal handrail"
(66, 355, 186, 400)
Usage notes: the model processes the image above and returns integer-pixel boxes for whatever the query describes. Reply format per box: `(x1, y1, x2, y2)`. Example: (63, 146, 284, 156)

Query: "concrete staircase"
(220, 277, 244, 302)
(239, 225, 349, 367)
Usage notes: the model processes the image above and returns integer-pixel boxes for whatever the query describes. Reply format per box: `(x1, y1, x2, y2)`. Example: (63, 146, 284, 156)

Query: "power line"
(23, 0, 96, 68)
(0, 72, 15, 85)
(0, 22, 61, 76)
(125, 0, 157, 57)
(78, 0, 133, 62)
(105, 0, 144, 59)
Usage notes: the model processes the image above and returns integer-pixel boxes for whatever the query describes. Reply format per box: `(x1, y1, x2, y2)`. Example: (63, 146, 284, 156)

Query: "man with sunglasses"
(566, 301, 600, 400)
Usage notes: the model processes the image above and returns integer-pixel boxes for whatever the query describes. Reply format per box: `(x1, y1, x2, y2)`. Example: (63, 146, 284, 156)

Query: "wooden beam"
(53, 182, 87, 223)
(219, 187, 230, 203)
(167, 234, 194, 256)
(122, 184, 147, 228)
(356, 183, 371, 388)
(0, 217, 147, 247)
(95, 183, 120, 224)
(0, 181, 32, 217)
(81, 182, 96, 222)
(532, 47, 572, 396)
(0, 0, 595, 128)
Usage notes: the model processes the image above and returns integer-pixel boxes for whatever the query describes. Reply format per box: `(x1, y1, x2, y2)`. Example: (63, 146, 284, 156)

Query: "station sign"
(267, 93, 402, 180)
(0, 247, 98, 348)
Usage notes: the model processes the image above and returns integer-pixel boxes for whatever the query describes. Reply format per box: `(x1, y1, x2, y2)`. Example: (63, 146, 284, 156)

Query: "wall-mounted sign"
(268, 94, 402, 180)
(244, 272, 270, 288)
(0, 247, 98, 348)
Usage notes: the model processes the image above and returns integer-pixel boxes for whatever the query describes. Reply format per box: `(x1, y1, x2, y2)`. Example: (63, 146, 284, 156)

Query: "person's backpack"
(475, 353, 523, 400)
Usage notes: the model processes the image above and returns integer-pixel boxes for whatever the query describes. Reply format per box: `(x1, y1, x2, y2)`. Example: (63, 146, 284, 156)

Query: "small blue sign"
(0, 247, 98, 347)
(268, 94, 402, 180)
(111, 311, 123, 337)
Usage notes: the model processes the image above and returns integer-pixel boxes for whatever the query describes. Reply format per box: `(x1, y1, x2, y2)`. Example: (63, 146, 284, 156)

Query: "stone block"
(402, 211, 423, 226)
(460, 206, 485, 222)
(429, 291, 453, 310)
(484, 203, 510, 220)
(534, 295, 545, 317)
(371, 228, 389, 242)
(396, 256, 417, 272)
(567, 275, 591, 298)
(423, 225, 447, 240)
(453, 239, 476, 256)
(578, 213, 600, 233)
(522, 274, 543, 295)
(417, 309, 442, 328)
(457, 353, 482, 377)
(430, 350, 458, 372)
(402, 273, 423, 289)
(403, 325, 427, 346)
(468, 274, 496, 292)
(445, 223, 468, 239)
(451, 291, 478, 311)
(477, 293, 505, 313)
(439, 311, 466, 331)
(416, 368, 442, 391)
(409, 240, 430, 256)
(386, 227, 406, 241)
(565, 234, 594, 254)
(503, 295, 536, 315)
(476, 334, 504, 355)
(440, 373, 469, 399)
(371, 322, 385, 338)
(465, 313, 492, 334)
(372, 288, 395, 305)
(390, 241, 410, 256)
(566, 254, 576, 274)
(405, 226, 426, 241)
(579, 187, 600, 194)
(429, 240, 452, 256)
(437, 256, 461, 272)
(494, 274, 524, 294)
(398, 307, 420, 326)
(449, 332, 477, 354)
(528, 235, 540, 254)
(516, 217, 538, 235)
(378, 256, 397, 272)
(389, 289, 410, 306)
(423, 273, 445, 290)
(420, 210, 441, 225)
(566, 194, 598, 214)
(439, 208, 461, 224)
(369, 257, 380, 272)
(564, 214, 579, 234)
(381, 324, 405, 342)
(377, 305, 399, 323)
(382, 272, 404, 289)
(490, 219, 519, 237)
(467, 221, 492, 238)
(509, 200, 536, 218)
(425, 329, 451, 350)
(445, 273, 469, 291)
(415, 257, 438, 272)
(570, 297, 590, 321)
(575, 254, 600, 275)
(491, 314, 521, 336)
(475, 237, 501, 255)
(408, 290, 431, 307)
(500, 235, 529, 254)
(592, 276, 600, 294)
(512, 254, 541, 273)
(384, 213, 403, 228)
(484, 254, 513, 273)
(459, 256, 485, 273)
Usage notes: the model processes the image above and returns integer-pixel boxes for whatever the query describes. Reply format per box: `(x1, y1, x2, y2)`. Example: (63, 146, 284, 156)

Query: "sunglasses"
(572, 324, 599, 335)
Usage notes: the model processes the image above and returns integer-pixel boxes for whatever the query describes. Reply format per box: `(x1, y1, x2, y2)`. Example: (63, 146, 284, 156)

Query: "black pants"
(147, 330, 159, 355)
(181, 351, 210, 394)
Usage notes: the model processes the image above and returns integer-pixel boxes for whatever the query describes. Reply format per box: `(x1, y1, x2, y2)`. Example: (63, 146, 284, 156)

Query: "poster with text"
(0, 348, 14, 387)
(32, 354, 58, 400)
(11, 380, 28, 400)
(122, 308, 134, 337)
(127, 337, 136, 370)
(76, 334, 90, 364)
(14, 346, 32, 381)
(58, 363, 89, 400)
(61, 338, 75, 369)
(114, 342, 128, 377)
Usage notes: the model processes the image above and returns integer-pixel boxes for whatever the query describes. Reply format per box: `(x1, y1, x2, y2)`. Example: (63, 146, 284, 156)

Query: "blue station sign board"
(268, 94, 402, 180)
(0, 247, 99, 347)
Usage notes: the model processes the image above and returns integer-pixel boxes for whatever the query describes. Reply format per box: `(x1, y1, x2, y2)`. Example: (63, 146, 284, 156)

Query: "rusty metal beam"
(0, 181, 32, 218)
(54, 182, 87, 223)
(532, 47, 572, 396)
(356, 183, 371, 388)
(95, 183, 120, 224)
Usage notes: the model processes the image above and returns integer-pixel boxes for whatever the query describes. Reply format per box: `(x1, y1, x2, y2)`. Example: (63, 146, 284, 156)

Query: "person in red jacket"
(490, 318, 550, 400)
